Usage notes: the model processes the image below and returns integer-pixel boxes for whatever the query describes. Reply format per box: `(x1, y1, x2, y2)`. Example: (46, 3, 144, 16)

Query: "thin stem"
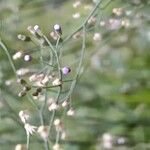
(62, 25, 86, 102)
(0, 38, 18, 78)
(62, 0, 112, 44)
(62, 0, 103, 44)
(27, 133, 30, 150)
(48, 110, 55, 135)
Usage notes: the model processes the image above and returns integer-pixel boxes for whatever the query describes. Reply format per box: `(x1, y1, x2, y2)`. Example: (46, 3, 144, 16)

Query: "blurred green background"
(0, 0, 150, 150)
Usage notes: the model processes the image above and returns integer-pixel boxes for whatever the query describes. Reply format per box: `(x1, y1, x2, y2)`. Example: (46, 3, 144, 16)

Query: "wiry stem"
(0, 38, 18, 78)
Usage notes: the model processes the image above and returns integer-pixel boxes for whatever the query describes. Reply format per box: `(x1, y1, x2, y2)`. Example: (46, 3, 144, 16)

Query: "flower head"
(52, 78, 61, 86)
(54, 24, 62, 35)
(19, 110, 30, 124)
(38, 125, 49, 140)
(15, 144, 27, 150)
(24, 123, 37, 135)
(61, 67, 71, 75)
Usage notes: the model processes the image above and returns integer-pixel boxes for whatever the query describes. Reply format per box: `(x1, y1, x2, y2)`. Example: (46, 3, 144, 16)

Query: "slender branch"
(0, 38, 18, 78)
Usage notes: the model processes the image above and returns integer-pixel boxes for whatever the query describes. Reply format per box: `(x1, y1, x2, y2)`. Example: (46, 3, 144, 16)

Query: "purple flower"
(61, 67, 71, 75)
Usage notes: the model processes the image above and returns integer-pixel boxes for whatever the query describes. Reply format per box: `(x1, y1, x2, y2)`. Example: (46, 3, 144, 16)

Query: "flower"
(24, 123, 37, 135)
(48, 102, 59, 111)
(93, 33, 102, 41)
(13, 51, 22, 60)
(37, 126, 49, 140)
(73, 1, 81, 8)
(67, 108, 75, 116)
(19, 110, 30, 124)
(61, 67, 71, 75)
(87, 16, 96, 26)
(72, 13, 80, 19)
(24, 54, 32, 62)
(54, 24, 62, 35)
(102, 133, 113, 149)
(54, 118, 61, 126)
(15, 144, 27, 150)
(112, 7, 123, 16)
(53, 144, 61, 150)
(62, 100, 69, 107)
(52, 78, 61, 86)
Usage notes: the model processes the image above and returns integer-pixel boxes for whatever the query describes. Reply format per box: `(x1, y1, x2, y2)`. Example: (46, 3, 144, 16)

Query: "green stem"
(27, 133, 30, 150)
(0, 39, 18, 78)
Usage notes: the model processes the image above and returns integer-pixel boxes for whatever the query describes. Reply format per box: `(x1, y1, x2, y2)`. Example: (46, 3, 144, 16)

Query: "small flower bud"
(17, 34, 30, 41)
(62, 100, 69, 107)
(48, 102, 59, 111)
(67, 108, 75, 116)
(19, 110, 30, 124)
(41, 76, 49, 85)
(36, 87, 42, 93)
(32, 91, 39, 97)
(23, 85, 31, 92)
(50, 31, 58, 40)
(93, 33, 102, 41)
(54, 118, 61, 126)
(38, 126, 49, 140)
(53, 144, 60, 150)
(13, 51, 23, 60)
(54, 24, 62, 35)
(72, 12, 80, 19)
(61, 131, 66, 140)
(15, 144, 27, 150)
(112, 7, 123, 16)
(27, 26, 36, 35)
(61, 67, 71, 75)
(73, 31, 81, 39)
(18, 90, 26, 97)
(24, 54, 32, 62)
(73, 1, 81, 8)
(34, 25, 40, 32)
(17, 78, 27, 85)
(87, 16, 96, 26)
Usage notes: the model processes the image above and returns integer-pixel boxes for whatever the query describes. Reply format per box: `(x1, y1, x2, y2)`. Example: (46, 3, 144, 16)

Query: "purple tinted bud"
(62, 67, 71, 75)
